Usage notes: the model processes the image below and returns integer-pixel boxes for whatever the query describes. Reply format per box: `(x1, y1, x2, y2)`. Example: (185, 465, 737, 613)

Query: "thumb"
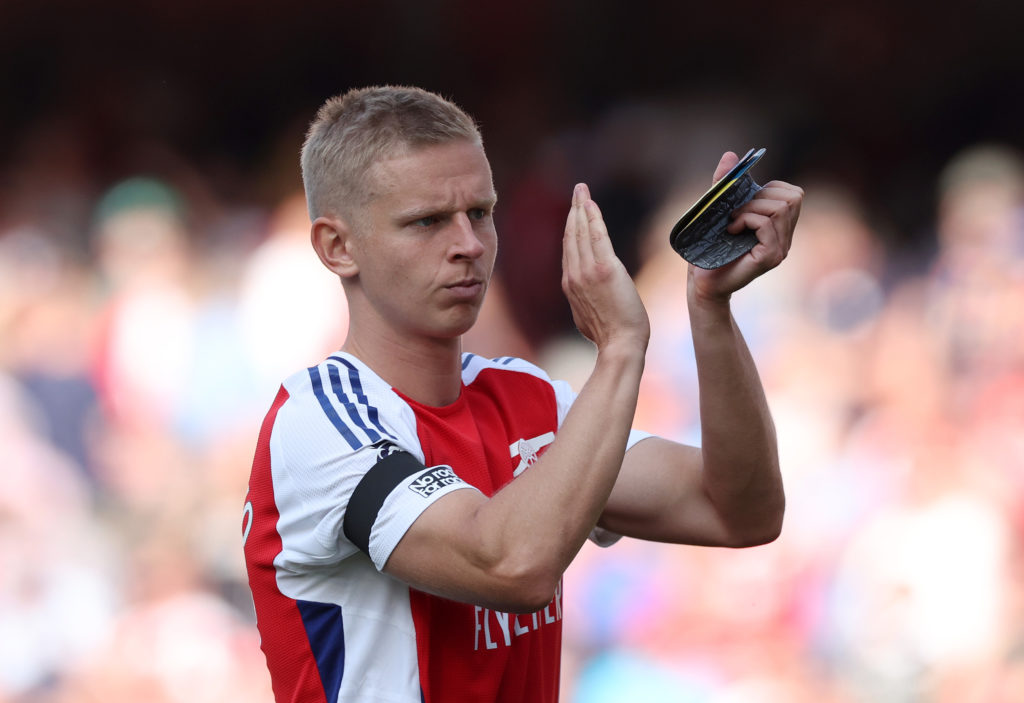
(712, 151, 739, 184)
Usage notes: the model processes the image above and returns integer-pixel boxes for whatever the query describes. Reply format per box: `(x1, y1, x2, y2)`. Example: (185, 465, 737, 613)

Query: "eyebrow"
(395, 195, 497, 223)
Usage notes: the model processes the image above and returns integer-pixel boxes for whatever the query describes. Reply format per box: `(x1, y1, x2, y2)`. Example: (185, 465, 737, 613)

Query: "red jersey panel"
(397, 366, 563, 703)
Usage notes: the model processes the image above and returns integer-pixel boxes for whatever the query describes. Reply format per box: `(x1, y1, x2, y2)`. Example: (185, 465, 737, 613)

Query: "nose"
(449, 212, 487, 260)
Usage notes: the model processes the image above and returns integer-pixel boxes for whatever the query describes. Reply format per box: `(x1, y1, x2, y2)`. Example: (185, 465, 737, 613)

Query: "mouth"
(445, 278, 485, 301)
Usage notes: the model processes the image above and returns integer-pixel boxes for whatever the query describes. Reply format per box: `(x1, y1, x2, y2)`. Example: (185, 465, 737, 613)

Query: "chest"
(406, 370, 558, 496)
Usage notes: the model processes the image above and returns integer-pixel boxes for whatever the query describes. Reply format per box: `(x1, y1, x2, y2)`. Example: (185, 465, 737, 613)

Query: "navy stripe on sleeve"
(343, 446, 426, 555)
(327, 364, 382, 445)
(309, 367, 363, 451)
(335, 357, 393, 440)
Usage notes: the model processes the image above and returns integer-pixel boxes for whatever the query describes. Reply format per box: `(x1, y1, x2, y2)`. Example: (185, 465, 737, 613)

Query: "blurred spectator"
(236, 191, 349, 409)
(0, 228, 100, 482)
(56, 526, 272, 703)
(90, 177, 198, 432)
(0, 374, 117, 697)
(3, 92, 1024, 702)
(926, 144, 1024, 400)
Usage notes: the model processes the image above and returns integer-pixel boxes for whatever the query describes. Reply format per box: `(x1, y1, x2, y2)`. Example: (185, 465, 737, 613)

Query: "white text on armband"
(473, 581, 563, 651)
(408, 465, 464, 497)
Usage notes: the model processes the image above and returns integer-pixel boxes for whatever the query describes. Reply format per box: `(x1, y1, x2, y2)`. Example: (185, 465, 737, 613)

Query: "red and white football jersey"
(243, 352, 648, 702)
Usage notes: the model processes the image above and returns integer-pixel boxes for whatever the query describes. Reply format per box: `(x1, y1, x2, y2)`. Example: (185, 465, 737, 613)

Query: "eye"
(412, 214, 440, 228)
(468, 208, 489, 221)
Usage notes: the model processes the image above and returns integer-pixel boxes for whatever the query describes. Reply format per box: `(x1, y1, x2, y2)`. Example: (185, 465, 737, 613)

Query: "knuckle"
(588, 262, 616, 286)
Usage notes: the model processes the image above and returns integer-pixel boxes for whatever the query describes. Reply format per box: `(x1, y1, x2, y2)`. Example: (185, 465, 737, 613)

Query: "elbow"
(724, 492, 786, 548)
(725, 522, 782, 549)
(461, 524, 565, 613)
(733, 518, 783, 548)
(504, 587, 560, 615)
(500, 573, 562, 615)
(484, 556, 563, 614)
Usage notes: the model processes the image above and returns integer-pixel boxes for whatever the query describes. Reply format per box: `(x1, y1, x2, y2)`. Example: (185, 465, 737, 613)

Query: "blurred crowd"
(2, 98, 1023, 703)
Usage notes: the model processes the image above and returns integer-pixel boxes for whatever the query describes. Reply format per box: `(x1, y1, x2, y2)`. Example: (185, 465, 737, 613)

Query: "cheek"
(365, 244, 421, 282)
(483, 229, 499, 266)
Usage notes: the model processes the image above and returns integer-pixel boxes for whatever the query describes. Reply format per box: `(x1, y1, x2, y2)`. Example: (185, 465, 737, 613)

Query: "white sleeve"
(270, 365, 480, 574)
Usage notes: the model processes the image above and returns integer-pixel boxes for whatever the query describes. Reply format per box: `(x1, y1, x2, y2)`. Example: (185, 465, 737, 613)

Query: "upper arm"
(284, 415, 534, 609)
(382, 487, 556, 612)
(341, 446, 479, 566)
(599, 436, 738, 546)
(328, 440, 552, 611)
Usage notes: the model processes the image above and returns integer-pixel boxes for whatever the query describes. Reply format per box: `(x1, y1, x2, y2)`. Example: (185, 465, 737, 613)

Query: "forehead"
(365, 140, 495, 211)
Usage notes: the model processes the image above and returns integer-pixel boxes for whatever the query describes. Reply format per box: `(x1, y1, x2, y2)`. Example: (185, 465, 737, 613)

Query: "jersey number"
(242, 501, 253, 545)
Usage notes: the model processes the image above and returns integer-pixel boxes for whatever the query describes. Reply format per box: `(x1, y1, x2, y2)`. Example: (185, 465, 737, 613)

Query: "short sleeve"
(344, 445, 479, 570)
(270, 361, 480, 573)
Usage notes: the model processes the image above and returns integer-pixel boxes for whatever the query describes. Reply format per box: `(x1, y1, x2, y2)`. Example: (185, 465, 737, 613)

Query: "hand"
(688, 152, 803, 304)
(561, 183, 650, 353)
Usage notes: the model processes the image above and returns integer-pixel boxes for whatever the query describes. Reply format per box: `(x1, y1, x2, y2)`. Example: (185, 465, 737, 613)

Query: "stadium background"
(2, 1, 1024, 700)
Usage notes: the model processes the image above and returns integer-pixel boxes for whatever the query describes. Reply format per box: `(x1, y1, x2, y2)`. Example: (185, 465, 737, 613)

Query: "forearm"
(689, 294, 784, 544)
(385, 181, 654, 612)
(474, 342, 645, 596)
(597, 160, 798, 549)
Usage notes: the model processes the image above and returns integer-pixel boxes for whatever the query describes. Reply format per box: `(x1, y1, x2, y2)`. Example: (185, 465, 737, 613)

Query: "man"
(243, 85, 801, 703)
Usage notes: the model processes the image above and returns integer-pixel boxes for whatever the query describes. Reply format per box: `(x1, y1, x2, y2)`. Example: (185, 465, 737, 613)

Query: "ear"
(311, 215, 359, 278)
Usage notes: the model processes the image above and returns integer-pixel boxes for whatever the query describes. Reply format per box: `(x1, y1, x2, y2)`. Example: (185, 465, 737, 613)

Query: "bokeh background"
(3, 1, 1024, 701)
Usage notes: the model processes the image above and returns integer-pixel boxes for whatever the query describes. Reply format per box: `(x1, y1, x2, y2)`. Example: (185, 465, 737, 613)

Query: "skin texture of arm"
(384, 183, 651, 613)
(599, 300, 785, 547)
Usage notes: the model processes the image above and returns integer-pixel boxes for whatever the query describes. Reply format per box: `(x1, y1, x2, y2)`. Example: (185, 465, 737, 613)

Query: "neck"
(342, 327, 464, 406)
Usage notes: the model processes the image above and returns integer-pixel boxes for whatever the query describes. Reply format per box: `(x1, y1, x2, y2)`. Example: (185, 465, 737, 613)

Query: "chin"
(434, 310, 483, 339)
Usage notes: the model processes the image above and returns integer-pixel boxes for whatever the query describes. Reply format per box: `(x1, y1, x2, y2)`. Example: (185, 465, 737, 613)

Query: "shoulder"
(275, 354, 423, 460)
(460, 353, 555, 386)
(460, 353, 578, 423)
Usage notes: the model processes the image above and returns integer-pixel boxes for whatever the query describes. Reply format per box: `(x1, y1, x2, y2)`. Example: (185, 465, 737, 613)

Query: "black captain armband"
(343, 442, 427, 555)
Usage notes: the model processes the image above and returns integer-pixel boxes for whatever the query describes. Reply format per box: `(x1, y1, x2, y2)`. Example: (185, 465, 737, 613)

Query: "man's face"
(348, 139, 498, 342)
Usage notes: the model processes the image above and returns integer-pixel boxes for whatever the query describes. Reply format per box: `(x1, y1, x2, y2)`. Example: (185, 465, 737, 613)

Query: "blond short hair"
(300, 85, 482, 220)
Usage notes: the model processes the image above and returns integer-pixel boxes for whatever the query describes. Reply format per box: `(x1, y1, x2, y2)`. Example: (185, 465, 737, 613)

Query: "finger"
(730, 191, 800, 251)
(574, 183, 596, 268)
(730, 197, 787, 222)
(563, 184, 583, 277)
(728, 199, 793, 250)
(759, 180, 805, 199)
(712, 151, 739, 184)
(729, 211, 773, 242)
(584, 198, 615, 262)
(755, 182, 804, 217)
(729, 212, 788, 265)
(732, 182, 802, 222)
